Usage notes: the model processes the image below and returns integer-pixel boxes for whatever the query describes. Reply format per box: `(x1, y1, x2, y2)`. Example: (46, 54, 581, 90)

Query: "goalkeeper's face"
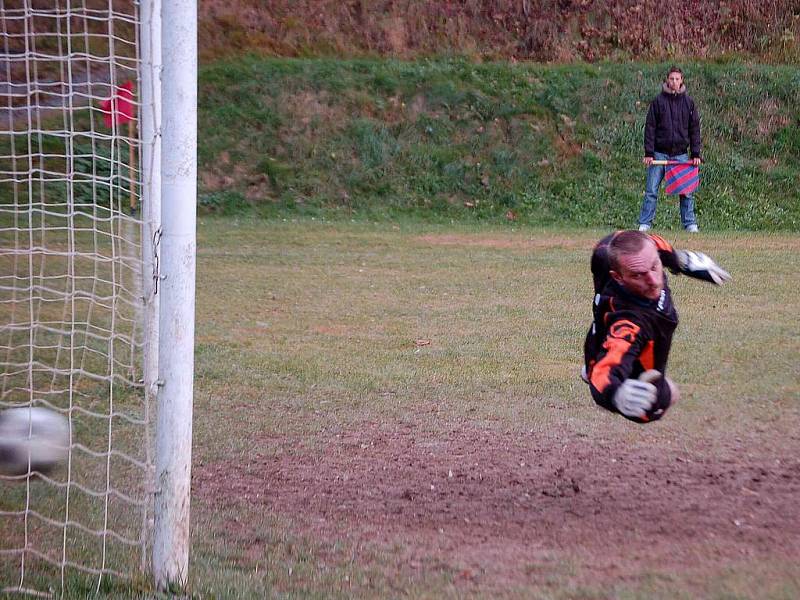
(611, 240, 664, 301)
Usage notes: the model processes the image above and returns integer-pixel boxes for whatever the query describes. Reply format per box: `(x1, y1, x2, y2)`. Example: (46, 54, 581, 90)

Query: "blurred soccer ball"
(0, 407, 70, 477)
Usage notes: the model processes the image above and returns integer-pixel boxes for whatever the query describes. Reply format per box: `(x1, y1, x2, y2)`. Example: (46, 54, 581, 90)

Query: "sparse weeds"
(197, 1, 800, 64)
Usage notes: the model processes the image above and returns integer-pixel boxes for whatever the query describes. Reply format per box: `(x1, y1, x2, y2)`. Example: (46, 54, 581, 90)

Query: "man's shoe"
(686, 224, 699, 233)
(638, 224, 651, 232)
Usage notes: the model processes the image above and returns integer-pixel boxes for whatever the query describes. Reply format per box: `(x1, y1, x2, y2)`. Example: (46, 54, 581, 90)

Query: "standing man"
(639, 66, 702, 233)
(583, 230, 730, 423)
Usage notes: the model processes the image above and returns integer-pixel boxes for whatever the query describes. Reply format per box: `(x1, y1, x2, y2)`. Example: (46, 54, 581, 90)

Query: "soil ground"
(194, 421, 800, 594)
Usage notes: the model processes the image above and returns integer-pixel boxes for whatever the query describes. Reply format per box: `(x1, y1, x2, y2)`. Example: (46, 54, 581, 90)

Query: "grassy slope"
(198, 59, 800, 231)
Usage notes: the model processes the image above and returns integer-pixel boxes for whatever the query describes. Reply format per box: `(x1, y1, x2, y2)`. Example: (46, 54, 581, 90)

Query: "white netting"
(1, 0, 158, 595)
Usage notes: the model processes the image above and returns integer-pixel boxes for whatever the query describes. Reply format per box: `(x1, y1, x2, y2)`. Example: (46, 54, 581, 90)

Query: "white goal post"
(0, 0, 196, 594)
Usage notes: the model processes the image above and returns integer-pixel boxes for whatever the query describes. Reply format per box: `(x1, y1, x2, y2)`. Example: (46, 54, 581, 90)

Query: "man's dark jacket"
(644, 83, 702, 159)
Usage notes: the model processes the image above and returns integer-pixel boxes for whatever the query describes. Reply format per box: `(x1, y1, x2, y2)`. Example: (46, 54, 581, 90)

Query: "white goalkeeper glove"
(676, 250, 731, 285)
(613, 370, 662, 419)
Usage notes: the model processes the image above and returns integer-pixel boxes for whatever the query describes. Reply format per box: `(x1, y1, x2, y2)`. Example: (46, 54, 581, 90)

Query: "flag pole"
(651, 160, 694, 166)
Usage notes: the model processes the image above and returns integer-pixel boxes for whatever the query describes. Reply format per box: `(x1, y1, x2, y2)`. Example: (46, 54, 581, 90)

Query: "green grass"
(4, 53, 800, 594)
(195, 58, 800, 231)
(3, 60, 797, 230)
(4, 218, 799, 598)
(185, 218, 798, 598)
(192, 218, 800, 442)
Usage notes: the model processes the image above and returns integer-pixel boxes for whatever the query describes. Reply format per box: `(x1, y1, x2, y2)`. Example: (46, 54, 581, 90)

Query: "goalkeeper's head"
(608, 231, 664, 301)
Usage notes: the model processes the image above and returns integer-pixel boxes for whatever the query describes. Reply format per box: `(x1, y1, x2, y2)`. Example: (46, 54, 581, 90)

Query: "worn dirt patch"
(194, 423, 800, 590)
(417, 233, 800, 255)
(415, 234, 591, 251)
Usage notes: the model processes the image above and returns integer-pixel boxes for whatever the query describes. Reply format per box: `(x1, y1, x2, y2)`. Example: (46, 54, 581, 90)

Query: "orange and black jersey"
(584, 233, 681, 421)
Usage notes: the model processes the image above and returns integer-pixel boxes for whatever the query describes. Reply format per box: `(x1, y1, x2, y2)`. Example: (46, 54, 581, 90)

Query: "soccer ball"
(0, 407, 70, 477)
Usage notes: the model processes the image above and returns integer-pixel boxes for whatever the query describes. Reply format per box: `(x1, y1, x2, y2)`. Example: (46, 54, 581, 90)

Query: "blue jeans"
(638, 152, 697, 229)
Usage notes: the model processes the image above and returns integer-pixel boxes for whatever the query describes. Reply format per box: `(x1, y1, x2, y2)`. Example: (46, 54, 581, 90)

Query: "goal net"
(0, 0, 194, 594)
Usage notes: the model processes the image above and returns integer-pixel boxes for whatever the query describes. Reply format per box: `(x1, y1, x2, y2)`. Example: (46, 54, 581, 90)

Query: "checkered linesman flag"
(664, 162, 699, 196)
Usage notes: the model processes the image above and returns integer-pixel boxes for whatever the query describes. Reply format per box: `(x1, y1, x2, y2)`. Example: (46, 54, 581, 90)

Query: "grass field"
(2, 12, 800, 598)
(179, 217, 800, 599)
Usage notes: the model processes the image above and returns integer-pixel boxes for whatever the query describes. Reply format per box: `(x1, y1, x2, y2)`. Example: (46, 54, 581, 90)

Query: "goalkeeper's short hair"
(607, 230, 652, 273)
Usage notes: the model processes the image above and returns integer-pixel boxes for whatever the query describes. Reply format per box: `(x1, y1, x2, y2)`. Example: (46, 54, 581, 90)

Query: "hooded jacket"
(644, 82, 702, 159)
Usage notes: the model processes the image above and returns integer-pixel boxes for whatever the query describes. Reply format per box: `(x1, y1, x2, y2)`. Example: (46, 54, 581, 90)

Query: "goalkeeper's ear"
(676, 250, 731, 285)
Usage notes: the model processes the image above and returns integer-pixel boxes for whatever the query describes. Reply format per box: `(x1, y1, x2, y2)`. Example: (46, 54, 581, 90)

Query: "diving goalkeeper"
(582, 230, 730, 423)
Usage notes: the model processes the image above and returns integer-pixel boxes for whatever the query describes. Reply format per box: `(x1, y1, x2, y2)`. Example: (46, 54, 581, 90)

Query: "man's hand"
(613, 370, 661, 419)
(676, 250, 731, 285)
(691, 157, 702, 166)
(643, 157, 654, 166)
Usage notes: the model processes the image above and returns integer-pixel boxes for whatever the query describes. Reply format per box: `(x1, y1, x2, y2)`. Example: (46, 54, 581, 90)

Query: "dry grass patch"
(415, 232, 592, 251)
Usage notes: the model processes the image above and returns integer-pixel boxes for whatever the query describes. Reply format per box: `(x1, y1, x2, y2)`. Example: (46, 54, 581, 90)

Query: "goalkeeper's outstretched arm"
(589, 232, 731, 293)
(647, 233, 731, 285)
(674, 250, 731, 285)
